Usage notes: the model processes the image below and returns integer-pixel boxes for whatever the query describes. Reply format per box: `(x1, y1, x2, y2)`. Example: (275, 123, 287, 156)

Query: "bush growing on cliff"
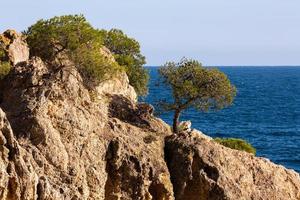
(158, 58, 236, 133)
(99, 29, 149, 96)
(0, 62, 10, 80)
(24, 15, 149, 94)
(0, 47, 11, 80)
(24, 15, 122, 85)
(71, 43, 122, 84)
(25, 15, 100, 61)
(214, 137, 256, 155)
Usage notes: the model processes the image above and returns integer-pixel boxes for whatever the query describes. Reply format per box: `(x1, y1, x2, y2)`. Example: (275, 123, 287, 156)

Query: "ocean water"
(144, 66, 300, 173)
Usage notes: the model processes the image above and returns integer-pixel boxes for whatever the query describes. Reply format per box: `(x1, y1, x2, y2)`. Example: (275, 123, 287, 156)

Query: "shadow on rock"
(108, 94, 154, 130)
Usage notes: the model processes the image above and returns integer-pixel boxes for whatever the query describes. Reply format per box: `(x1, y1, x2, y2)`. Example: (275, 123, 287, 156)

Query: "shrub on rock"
(214, 137, 256, 155)
(24, 14, 122, 86)
(0, 62, 10, 80)
(24, 15, 149, 94)
(0, 47, 11, 80)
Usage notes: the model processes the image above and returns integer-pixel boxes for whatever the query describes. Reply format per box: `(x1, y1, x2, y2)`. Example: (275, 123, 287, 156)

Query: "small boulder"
(0, 30, 29, 66)
(178, 120, 192, 132)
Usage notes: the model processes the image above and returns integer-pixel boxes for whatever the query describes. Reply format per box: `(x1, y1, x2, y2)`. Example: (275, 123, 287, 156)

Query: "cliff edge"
(0, 30, 299, 200)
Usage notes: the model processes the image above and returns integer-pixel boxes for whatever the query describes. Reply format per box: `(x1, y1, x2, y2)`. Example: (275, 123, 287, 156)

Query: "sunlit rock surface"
(0, 30, 299, 200)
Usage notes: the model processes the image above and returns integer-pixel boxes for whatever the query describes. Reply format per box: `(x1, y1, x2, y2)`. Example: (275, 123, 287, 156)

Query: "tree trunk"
(173, 109, 181, 134)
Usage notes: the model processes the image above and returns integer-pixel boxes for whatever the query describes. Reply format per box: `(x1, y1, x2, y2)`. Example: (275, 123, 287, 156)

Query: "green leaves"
(158, 58, 236, 133)
(25, 14, 102, 62)
(24, 15, 123, 87)
(0, 62, 11, 80)
(159, 58, 236, 112)
(0, 48, 6, 61)
(71, 43, 122, 86)
(214, 137, 256, 155)
(24, 15, 149, 94)
(0, 47, 11, 80)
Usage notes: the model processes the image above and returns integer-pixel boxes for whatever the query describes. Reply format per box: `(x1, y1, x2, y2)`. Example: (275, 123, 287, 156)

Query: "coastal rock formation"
(0, 30, 173, 200)
(165, 131, 300, 200)
(0, 30, 299, 200)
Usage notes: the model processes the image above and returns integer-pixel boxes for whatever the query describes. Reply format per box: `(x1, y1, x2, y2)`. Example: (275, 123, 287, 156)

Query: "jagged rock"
(137, 103, 154, 117)
(0, 30, 299, 200)
(0, 30, 173, 200)
(99, 46, 116, 64)
(0, 30, 29, 65)
(165, 131, 300, 200)
(96, 72, 137, 102)
(0, 108, 40, 200)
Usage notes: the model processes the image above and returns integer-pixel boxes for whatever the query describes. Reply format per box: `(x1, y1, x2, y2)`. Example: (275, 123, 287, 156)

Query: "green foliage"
(0, 62, 11, 80)
(25, 14, 101, 61)
(24, 15, 148, 91)
(214, 137, 256, 155)
(24, 14, 122, 85)
(159, 58, 236, 111)
(0, 47, 6, 60)
(0, 47, 11, 80)
(99, 29, 149, 96)
(71, 43, 122, 84)
(158, 58, 236, 133)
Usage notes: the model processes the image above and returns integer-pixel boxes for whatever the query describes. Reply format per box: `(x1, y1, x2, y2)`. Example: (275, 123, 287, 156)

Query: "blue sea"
(144, 66, 300, 173)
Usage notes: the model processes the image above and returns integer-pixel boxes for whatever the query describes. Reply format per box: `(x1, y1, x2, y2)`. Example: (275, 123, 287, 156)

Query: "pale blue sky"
(1, 0, 299, 66)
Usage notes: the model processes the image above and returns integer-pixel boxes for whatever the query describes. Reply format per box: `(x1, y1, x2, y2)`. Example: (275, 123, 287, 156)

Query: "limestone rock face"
(0, 30, 299, 200)
(165, 131, 300, 200)
(96, 72, 137, 102)
(0, 30, 173, 200)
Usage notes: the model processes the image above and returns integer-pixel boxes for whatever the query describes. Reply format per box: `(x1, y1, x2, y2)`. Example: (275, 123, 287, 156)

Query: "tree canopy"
(24, 15, 149, 94)
(25, 15, 102, 62)
(158, 58, 236, 133)
(0, 46, 11, 81)
(25, 14, 121, 86)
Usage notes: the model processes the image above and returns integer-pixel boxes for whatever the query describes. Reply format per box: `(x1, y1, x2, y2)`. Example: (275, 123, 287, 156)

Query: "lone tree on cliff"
(158, 58, 236, 133)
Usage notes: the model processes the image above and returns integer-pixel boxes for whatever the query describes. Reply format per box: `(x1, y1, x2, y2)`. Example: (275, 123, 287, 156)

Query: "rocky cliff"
(0, 30, 299, 200)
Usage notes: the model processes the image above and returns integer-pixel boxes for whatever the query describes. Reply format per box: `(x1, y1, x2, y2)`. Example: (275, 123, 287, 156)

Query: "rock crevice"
(0, 30, 299, 200)
(164, 132, 300, 200)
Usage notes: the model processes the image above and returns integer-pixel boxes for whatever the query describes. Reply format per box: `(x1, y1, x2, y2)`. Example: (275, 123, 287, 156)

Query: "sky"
(1, 0, 300, 66)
